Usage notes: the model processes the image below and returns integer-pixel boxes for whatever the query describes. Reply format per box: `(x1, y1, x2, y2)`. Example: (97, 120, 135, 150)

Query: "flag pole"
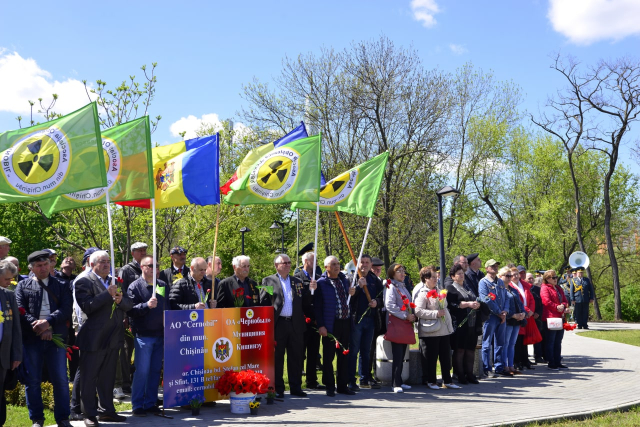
(296, 209, 300, 269)
(104, 191, 117, 288)
(347, 217, 372, 305)
(211, 204, 220, 301)
(335, 212, 371, 303)
(152, 198, 157, 298)
(311, 204, 320, 295)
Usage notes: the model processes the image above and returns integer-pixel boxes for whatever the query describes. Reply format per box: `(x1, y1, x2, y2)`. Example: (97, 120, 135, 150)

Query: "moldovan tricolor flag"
(0, 103, 106, 203)
(223, 134, 321, 205)
(117, 134, 220, 209)
(220, 122, 307, 195)
(291, 152, 388, 217)
(38, 116, 153, 216)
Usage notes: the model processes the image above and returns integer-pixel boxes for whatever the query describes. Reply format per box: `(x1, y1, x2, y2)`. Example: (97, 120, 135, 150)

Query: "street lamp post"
(270, 221, 285, 253)
(436, 185, 460, 289)
(239, 227, 251, 255)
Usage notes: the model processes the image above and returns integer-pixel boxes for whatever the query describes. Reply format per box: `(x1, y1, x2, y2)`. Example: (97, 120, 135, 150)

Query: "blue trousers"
(23, 340, 70, 422)
(348, 316, 375, 385)
(482, 315, 506, 372)
(131, 335, 164, 411)
(504, 324, 520, 368)
(545, 328, 565, 368)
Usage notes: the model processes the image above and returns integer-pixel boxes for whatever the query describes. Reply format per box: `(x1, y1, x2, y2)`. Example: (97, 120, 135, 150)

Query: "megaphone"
(568, 251, 590, 269)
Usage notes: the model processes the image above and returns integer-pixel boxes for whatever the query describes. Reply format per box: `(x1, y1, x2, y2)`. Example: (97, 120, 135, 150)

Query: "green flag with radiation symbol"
(0, 103, 106, 203)
(291, 151, 389, 217)
(223, 134, 322, 205)
(38, 116, 153, 217)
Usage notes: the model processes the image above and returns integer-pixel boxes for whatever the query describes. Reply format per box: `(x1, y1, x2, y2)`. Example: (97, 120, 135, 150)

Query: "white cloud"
(410, 0, 440, 28)
(0, 49, 94, 117)
(169, 113, 250, 141)
(449, 43, 468, 55)
(548, 0, 640, 45)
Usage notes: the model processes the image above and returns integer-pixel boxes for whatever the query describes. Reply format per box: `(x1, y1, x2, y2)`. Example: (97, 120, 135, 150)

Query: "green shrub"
(600, 282, 640, 322)
(5, 382, 73, 410)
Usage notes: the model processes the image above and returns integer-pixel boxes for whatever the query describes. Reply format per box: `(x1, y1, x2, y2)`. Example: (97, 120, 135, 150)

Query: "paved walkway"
(65, 323, 640, 427)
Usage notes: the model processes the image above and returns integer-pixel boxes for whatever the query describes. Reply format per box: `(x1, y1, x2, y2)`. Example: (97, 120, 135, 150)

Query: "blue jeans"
(504, 324, 520, 368)
(23, 340, 70, 422)
(348, 316, 375, 384)
(545, 328, 565, 368)
(131, 335, 164, 411)
(482, 315, 506, 372)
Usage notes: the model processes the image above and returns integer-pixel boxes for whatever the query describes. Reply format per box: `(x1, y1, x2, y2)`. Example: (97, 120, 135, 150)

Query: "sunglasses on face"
(550, 276, 558, 280)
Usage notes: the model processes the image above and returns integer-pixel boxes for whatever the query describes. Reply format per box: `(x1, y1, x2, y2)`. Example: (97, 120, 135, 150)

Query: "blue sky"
(1, 0, 639, 172)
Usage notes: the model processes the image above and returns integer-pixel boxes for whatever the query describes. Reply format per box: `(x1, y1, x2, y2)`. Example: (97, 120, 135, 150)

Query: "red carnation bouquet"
(233, 288, 246, 307)
(216, 369, 270, 396)
(563, 322, 578, 331)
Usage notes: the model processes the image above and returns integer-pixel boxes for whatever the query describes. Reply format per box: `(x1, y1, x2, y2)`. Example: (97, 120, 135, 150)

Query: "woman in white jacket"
(414, 267, 460, 390)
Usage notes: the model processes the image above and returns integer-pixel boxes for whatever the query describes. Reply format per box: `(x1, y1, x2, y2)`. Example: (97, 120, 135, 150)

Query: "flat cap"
(484, 259, 500, 268)
(170, 246, 187, 255)
(371, 257, 384, 266)
(28, 250, 51, 264)
(466, 253, 479, 263)
(43, 248, 57, 255)
(83, 247, 101, 265)
(131, 242, 148, 251)
(0, 236, 11, 245)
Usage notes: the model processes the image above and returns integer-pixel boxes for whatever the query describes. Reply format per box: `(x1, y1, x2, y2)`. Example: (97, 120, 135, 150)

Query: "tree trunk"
(603, 163, 622, 320)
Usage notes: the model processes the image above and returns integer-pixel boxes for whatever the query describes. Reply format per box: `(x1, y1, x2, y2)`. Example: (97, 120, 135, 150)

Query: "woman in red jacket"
(509, 267, 537, 370)
(540, 270, 570, 370)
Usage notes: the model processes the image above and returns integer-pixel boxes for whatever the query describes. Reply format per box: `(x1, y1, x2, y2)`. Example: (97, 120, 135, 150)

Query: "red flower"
(402, 298, 409, 305)
(400, 305, 407, 311)
(335, 341, 340, 349)
(401, 294, 407, 299)
(305, 317, 311, 324)
(385, 279, 391, 289)
(410, 302, 416, 309)
(66, 347, 72, 353)
(197, 283, 202, 290)
(72, 346, 79, 351)
(489, 293, 496, 301)
(116, 277, 123, 284)
(234, 288, 245, 297)
(246, 295, 252, 299)
(343, 349, 349, 355)
(19, 307, 26, 316)
(206, 289, 211, 294)
(66, 353, 72, 361)
(426, 289, 438, 299)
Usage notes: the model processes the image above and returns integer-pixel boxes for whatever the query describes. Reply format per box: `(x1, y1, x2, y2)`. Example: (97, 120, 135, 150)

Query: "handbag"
(546, 317, 563, 330)
(383, 284, 416, 345)
(385, 315, 416, 344)
(420, 318, 441, 333)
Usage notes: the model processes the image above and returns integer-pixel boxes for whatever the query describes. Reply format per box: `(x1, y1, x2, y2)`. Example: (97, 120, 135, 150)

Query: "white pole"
(346, 217, 372, 306)
(311, 204, 320, 295)
(152, 198, 157, 298)
(104, 191, 117, 288)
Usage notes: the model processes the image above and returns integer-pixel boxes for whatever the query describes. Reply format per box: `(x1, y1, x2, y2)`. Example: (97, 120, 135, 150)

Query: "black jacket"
(216, 275, 260, 308)
(74, 272, 133, 352)
(294, 269, 320, 320)
(465, 268, 485, 297)
(259, 273, 310, 334)
(127, 277, 167, 337)
(119, 261, 143, 292)
(348, 271, 383, 322)
(169, 275, 212, 310)
(15, 276, 72, 343)
(159, 265, 190, 287)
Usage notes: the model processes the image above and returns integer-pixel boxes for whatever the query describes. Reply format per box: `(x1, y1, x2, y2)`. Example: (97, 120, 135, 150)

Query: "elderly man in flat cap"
(159, 246, 189, 286)
(0, 237, 11, 260)
(16, 251, 73, 427)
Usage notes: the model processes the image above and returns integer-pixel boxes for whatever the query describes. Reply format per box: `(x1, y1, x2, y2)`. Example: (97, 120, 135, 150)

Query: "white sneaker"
(393, 387, 403, 393)
(400, 384, 411, 390)
(427, 383, 440, 390)
(113, 387, 125, 399)
(445, 383, 462, 389)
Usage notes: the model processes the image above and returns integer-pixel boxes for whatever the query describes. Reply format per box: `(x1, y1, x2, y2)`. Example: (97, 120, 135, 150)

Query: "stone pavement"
(64, 322, 640, 427)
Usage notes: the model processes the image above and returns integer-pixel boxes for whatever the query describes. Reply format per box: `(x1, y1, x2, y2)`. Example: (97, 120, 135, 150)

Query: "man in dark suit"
(259, 254, 315, 398)
(74, 250, 133, 426)
(216, 255, 259, 308)
(169, 257, 212, 310)
(570, 267, 594, 329)
(159, 246, 189, 286)
(16, 250, 73, 427)
(294, 251, 323, 390)
(0, 277, 22, 426)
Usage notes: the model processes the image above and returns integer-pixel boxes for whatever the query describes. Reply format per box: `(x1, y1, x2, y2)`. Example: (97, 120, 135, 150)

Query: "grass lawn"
(577, 329, 640, 347)
(7, 402, 132, 427)
(522, 405, 640, 426)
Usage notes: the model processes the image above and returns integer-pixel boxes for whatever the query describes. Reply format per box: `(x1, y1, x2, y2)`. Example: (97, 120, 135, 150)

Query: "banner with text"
(163, 307, 275, 408)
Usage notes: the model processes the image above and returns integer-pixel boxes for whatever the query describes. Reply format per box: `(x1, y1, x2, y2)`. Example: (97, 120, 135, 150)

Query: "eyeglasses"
(278, 261, 292, 265)
(142, 264, 160, 268)
(396, 269, 406, 273)
(550, 276, 558, 280)
(503, 274, 512, 278)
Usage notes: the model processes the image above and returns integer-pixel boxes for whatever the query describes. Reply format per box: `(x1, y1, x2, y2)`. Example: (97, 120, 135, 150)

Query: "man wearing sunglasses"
(260, 254, 316, 399)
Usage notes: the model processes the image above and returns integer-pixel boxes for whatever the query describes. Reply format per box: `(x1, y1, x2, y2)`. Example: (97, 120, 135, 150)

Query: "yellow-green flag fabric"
(0, 103, 106, 203)
(291, 152, 388, 217)
(224, 134, 322, 205)
(38, 116, 153, 216)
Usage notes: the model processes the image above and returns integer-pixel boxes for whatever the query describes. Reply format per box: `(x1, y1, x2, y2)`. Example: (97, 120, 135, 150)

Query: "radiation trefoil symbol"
(318, 169, 359, 207)
(248, 147, 300, 200)
(64, 137, 121, 202)
(2, 126, 70, 196)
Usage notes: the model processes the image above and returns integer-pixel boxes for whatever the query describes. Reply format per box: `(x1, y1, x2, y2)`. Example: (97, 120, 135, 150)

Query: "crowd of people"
(0, 236, 595, 427)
